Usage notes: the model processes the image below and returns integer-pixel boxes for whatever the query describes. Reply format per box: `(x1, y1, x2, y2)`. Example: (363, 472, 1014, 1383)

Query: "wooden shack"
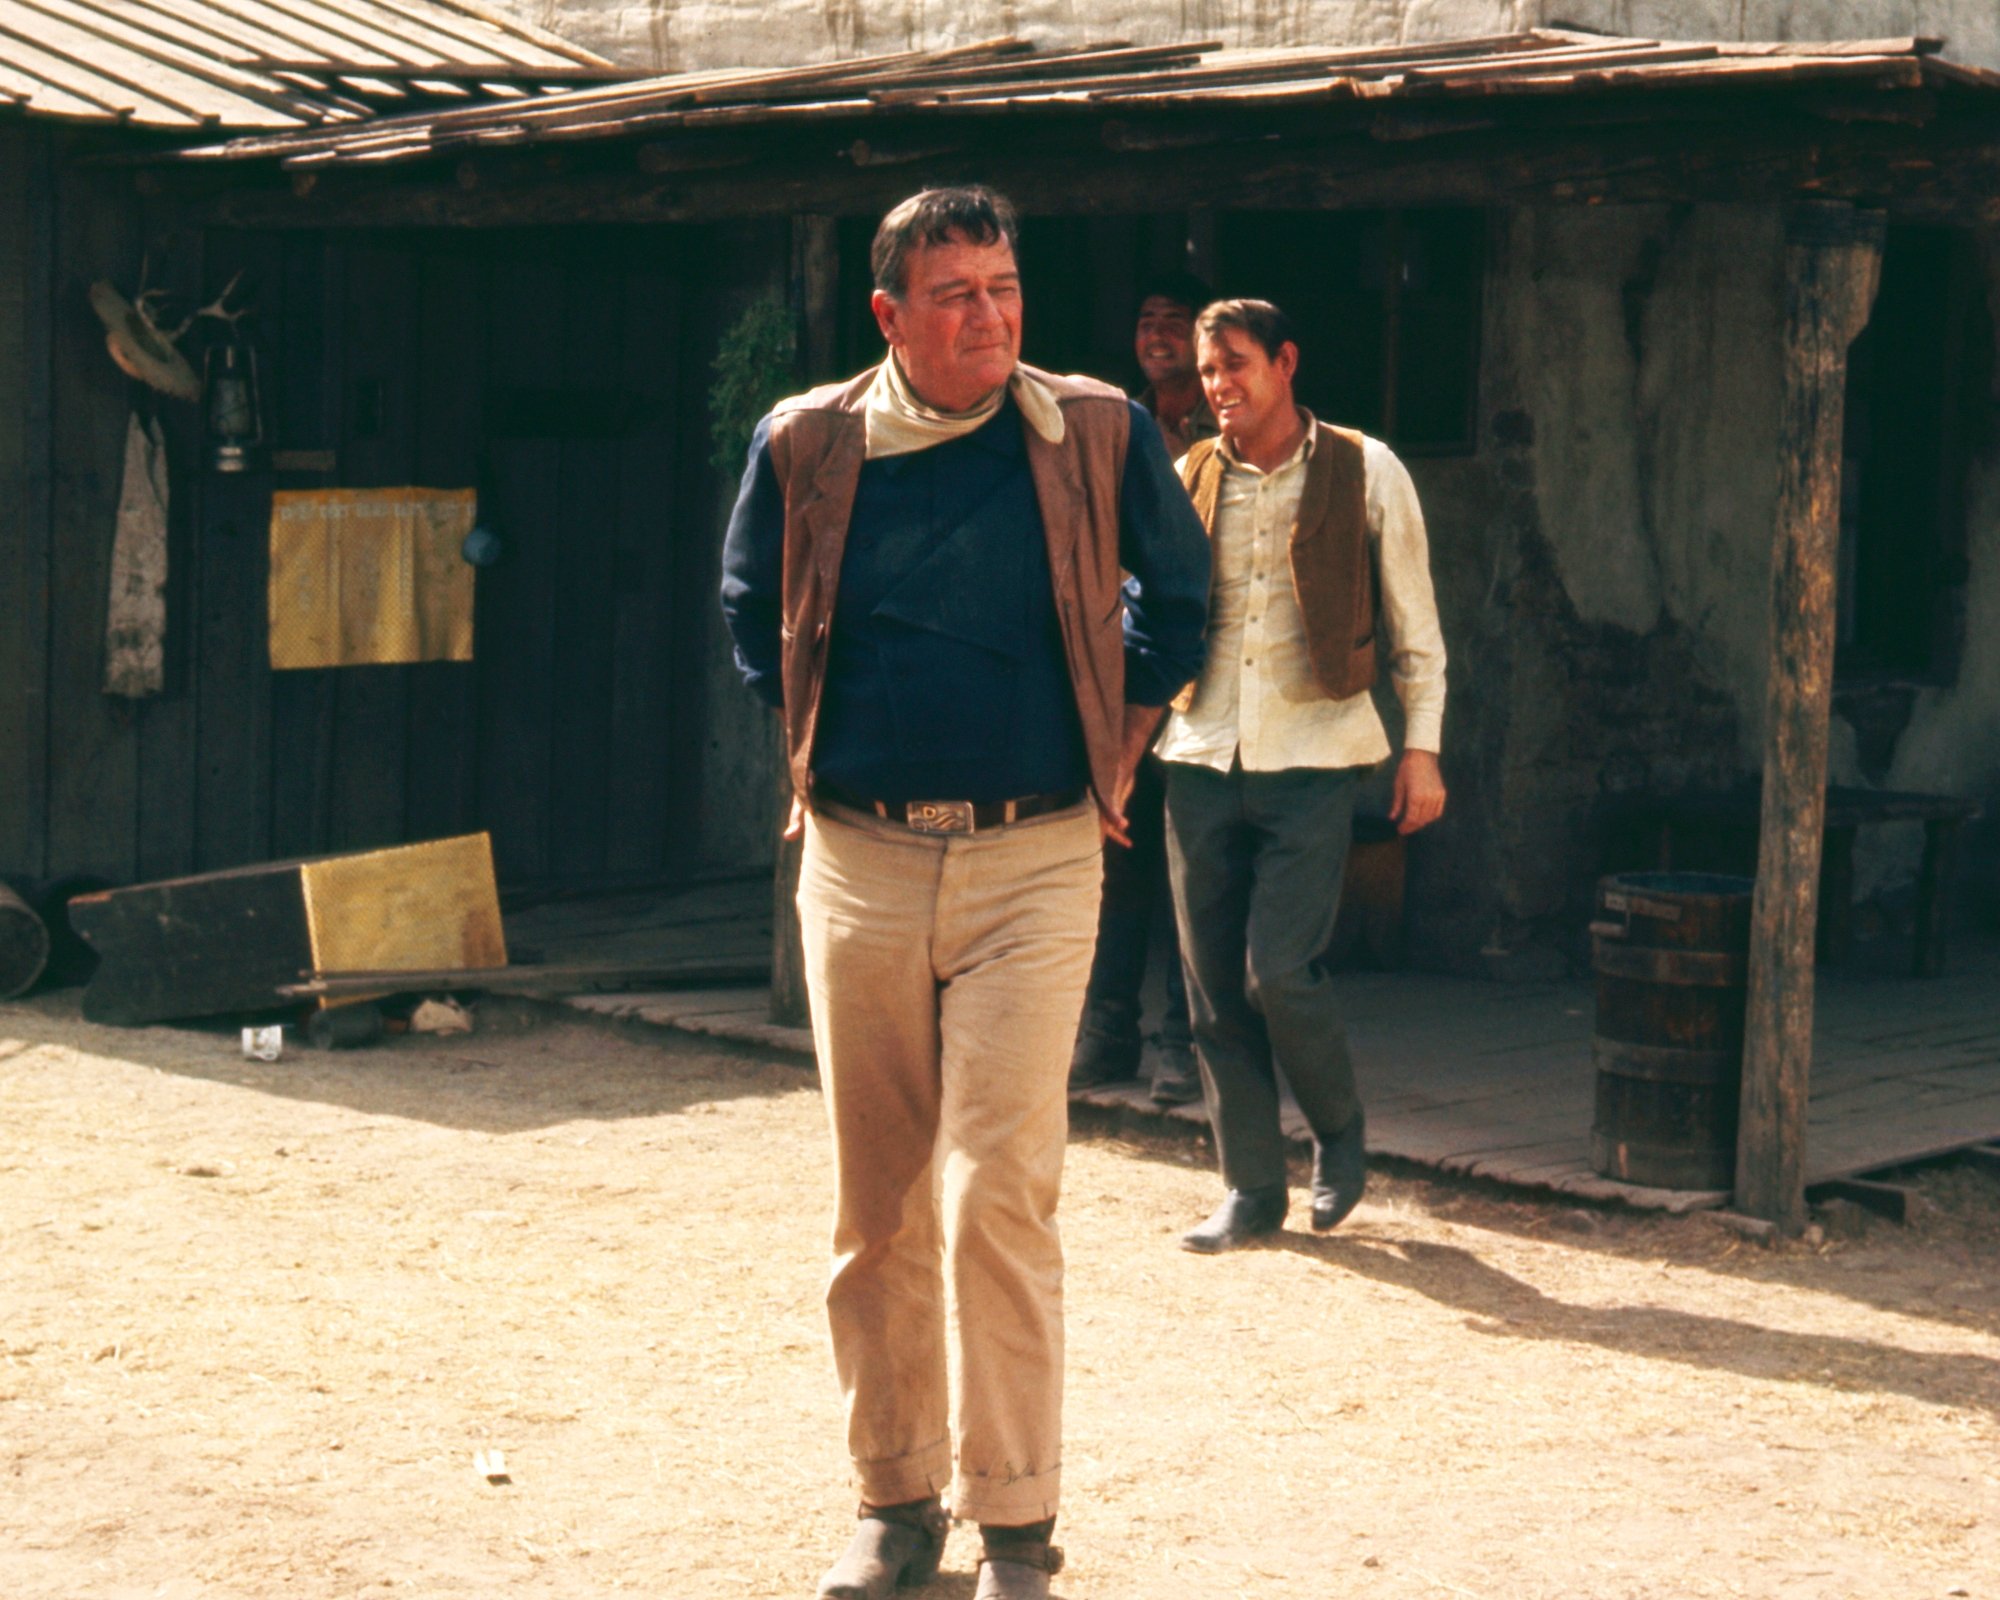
(0, 0, 678, 898)
(8, 25, 2000, 1224)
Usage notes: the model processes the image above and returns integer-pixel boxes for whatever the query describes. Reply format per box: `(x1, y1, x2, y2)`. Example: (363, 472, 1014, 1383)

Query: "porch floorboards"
(533, 880, 2000, 1214)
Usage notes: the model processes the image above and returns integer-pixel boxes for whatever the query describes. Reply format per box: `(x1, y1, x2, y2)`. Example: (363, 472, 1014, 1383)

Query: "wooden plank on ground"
(283, 958, 765, 998)
(299, 831, 506, 984)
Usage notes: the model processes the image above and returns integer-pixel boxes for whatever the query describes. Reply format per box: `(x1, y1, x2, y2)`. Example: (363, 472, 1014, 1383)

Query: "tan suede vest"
(764, 362, 1133, 805)
(1172, 421, 1376, 712)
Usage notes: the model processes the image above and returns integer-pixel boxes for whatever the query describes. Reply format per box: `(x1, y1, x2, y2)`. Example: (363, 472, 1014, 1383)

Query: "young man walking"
(1156, 298, 1448, 1253)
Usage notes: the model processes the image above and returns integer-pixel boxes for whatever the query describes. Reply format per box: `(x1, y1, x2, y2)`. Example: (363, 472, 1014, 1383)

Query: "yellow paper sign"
(269, 488, 476, 669)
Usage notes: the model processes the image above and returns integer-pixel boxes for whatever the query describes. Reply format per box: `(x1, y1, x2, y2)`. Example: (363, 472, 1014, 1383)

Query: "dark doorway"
(1212, 209, 1485, 455)
(1838, 224, 1992, 687)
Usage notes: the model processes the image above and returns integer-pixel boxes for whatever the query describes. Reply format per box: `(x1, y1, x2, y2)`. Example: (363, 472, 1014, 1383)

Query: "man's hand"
(1099, 705, 1167, 848)
(782, 793, 805, 842)
(1389, 749, 1446, 835)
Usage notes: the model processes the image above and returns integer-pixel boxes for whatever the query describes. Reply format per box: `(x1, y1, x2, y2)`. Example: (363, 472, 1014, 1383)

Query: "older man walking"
(720, 187, 1208, 1599)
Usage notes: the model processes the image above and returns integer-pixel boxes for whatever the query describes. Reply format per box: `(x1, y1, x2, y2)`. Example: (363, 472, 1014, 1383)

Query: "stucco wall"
(507, 0, 2000, 75)
(1440, 203, 2000, 976)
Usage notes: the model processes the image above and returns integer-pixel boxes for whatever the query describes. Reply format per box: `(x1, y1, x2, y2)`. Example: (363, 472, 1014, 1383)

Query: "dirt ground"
(3, 990, 1996, 1600)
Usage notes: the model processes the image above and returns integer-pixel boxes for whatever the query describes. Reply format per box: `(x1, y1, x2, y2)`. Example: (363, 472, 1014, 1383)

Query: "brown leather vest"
(1173, 420, 1376, 711)
(763, 362, 1133, 805)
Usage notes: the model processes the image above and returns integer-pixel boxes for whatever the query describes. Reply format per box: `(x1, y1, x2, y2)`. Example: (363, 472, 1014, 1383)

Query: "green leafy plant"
(709, 293, 799, 473)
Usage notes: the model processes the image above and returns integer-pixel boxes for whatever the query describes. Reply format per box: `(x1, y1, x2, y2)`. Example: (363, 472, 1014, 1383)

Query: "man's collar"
(874, 392, 1023, 471)
(1216, 406, 1317, 472)
(863, 355, 1063, 460)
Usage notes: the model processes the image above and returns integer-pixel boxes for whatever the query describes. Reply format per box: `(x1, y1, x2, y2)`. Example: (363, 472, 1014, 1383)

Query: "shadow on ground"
(1072, 1098, 2000, 1350)
(0, 987, 814, 1137)
(1272, 1226, 2000, 1419)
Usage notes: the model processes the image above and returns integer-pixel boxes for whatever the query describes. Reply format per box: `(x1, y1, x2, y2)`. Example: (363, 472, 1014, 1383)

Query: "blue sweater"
(721, 394, 1209, 805)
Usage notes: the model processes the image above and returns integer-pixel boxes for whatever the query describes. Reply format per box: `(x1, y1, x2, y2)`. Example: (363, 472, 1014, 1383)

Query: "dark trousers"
(1163, 761, 1360, 1193)
(1076, 754, 1192, 1056)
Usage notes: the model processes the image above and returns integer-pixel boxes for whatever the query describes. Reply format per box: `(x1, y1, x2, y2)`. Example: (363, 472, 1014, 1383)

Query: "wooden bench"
(1610, 787, 1982, 977)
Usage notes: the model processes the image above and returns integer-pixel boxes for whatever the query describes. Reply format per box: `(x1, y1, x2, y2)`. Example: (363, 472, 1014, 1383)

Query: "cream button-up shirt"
(1155, 423, 1447, 773)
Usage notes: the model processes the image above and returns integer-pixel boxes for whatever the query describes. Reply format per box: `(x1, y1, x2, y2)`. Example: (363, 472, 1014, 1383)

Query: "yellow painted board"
(269, 487, 476, 668)
(299, 833, 507, 1007)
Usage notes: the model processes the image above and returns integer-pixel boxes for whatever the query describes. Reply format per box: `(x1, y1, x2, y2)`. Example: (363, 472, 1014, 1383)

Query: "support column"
(1735, 204, 1883, 1230)
(770, 214, 840, 1028)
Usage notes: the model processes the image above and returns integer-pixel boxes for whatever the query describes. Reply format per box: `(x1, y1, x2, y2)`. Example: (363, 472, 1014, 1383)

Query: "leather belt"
(813, 782, 1086, 835)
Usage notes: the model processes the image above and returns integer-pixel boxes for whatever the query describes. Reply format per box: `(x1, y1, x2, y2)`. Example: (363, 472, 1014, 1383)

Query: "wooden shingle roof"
(0, 0, 627, 130)
(181, 29, 2000, 167)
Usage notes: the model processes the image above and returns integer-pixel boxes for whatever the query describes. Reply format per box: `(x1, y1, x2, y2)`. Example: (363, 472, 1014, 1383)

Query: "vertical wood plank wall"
(47, 158, 145, 885)
(0, 139, 754, 896)
(0, 127, 55, 885)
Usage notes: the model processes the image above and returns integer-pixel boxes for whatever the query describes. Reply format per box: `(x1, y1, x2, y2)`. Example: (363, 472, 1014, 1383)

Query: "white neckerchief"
(861, 354, 1065, 460)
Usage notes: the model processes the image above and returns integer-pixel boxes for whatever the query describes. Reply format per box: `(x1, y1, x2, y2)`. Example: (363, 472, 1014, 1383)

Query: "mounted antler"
(193, 269, 250, 330)
(156, 269, 250, 344)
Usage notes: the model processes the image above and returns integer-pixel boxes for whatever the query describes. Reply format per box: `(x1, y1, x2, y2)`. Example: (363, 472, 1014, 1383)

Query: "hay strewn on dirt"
(2, 991, 1995, 1600)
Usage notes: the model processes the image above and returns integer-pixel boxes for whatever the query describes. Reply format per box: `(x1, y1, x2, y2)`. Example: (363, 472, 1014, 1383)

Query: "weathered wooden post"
(1735, 204, 1884, 1230)
(769, 214, 841, 1029)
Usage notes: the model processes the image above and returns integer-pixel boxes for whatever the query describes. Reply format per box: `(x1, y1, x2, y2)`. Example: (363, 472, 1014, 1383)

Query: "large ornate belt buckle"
(906, 799, 976, 834)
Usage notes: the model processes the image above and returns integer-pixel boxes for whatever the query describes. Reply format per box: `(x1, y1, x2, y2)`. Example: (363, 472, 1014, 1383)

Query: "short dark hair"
(1195, 298, 1298, 362)
(871, 186, 1020, 298)
(1134, 270, 1213, 319)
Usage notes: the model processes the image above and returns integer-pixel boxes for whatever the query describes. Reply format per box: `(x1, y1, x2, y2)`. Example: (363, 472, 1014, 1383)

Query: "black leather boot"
(1180, 1184, 1288, 1253)
(1311, 1111, 1368, 1231)
(1148, 1044, 1203, 1107)
(1067, 1018, 1141, 1089)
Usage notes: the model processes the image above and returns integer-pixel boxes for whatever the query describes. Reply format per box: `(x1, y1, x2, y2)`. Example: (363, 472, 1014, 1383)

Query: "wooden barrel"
(0, 880, 51, 1000)
(1589, 871, 1754, 1190)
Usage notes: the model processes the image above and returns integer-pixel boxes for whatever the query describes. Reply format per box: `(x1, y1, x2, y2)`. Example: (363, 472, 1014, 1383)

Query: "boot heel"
(896, 1539, 943, 1588)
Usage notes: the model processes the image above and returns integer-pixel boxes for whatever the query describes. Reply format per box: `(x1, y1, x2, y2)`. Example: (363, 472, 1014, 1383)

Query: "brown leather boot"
(816, 1498, 947, 1599)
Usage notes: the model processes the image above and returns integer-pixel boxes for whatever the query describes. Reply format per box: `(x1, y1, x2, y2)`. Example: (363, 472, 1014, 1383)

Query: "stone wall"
(506, 0, 2000, 75)
(1416, 203, 2000, 977)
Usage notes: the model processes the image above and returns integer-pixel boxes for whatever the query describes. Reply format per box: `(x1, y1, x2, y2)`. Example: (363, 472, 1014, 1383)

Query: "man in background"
(1068, 271, 1218, 1107)
(1133, 271, 1217, 455)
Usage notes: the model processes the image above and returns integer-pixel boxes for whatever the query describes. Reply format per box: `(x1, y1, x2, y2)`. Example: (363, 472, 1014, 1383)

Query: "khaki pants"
(797, 799, 1102, 1526)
